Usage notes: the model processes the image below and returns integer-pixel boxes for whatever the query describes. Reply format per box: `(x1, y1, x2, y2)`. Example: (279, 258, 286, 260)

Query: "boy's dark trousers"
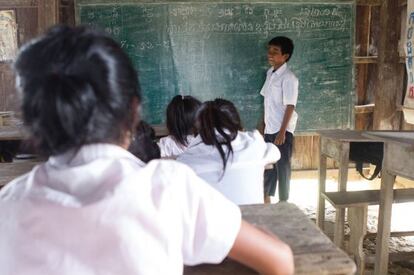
(263, 131, 293, 201)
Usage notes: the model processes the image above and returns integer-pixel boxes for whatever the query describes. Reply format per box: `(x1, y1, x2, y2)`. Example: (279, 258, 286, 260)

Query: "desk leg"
(334, 143, 349, 247)
(317, 154, 327, 230)
(374, 169, 395, 275)
(348, 206, 368, 275)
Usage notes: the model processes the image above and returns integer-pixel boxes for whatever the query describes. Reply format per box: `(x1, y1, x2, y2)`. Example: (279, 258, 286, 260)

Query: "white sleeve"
(158, 137, 168, 157)
(282, 74, 299, 106)
(260, 83, 266, 96)
(158, 136, 177, 158)
(260, 69, 271, 96)
(178, 165, 242, 265)
(264, 142, 281, 164)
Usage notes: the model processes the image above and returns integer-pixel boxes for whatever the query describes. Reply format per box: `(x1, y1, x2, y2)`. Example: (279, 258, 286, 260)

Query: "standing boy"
(260, 36, 298, 203)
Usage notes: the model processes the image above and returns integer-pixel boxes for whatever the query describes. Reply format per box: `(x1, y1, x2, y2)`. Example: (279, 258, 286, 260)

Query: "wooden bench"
(322, 188, 414, 275)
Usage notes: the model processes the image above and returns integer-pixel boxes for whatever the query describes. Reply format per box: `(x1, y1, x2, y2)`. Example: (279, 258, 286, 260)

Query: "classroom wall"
(0, 0, 411, 170)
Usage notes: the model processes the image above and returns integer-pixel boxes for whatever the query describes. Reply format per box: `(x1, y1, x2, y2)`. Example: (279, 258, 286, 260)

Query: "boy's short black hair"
(268, 36, 294, 62)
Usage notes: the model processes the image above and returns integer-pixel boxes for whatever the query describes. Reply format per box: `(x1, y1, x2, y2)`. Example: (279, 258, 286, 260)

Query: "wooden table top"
(317, 129, 380, 142)
(363, 131, 414, 147)
(185, 202, 356, 275)
(0, 160, 41, 187)
(0, 125, 27, 141)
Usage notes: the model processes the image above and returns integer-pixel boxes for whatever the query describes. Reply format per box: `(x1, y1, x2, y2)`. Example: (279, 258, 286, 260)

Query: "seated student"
(158, 95, 201, 158)
(128, 120, 160, 163)
(177, 98, 280, 205)
(0, 26, 293, 274)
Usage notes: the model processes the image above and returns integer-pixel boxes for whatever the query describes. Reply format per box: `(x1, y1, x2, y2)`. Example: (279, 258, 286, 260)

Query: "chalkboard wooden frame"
(75, 0, 355, 132)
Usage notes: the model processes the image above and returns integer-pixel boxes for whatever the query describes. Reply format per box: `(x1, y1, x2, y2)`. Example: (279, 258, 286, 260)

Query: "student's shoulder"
(139, 158, 197, 183)
(283, 66, 298, 82)
(158, 135, 174, 146)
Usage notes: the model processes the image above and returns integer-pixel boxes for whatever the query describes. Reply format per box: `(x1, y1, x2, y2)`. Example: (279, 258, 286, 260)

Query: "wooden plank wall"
(0, 0, 39, 112)
(0, 0, 61, 112)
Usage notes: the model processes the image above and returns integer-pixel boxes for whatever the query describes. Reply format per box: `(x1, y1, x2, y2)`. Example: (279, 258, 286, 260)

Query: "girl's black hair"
(14, 25, 141, 156)
(196, 98, 243, 173)
(128, 121, 160, 163)
(166, 95, 201, 146)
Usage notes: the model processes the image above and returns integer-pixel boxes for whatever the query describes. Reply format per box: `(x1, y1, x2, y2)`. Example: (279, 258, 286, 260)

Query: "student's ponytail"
(166, 95, 201, 146)
(196, 99, 242, 173)
(23, 73, 97, 155)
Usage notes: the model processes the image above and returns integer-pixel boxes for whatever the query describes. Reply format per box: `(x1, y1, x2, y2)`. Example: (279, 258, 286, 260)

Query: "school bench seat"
(322, 188, 414, 275)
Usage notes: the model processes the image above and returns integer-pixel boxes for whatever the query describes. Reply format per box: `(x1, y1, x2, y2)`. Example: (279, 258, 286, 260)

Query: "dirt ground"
(272, 169, 414, 275)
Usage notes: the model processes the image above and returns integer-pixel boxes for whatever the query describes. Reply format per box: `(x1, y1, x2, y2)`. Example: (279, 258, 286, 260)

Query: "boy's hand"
(274, 131, 286, 145)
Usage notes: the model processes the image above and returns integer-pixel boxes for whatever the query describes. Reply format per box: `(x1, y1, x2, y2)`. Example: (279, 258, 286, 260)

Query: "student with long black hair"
(158, 95, 201, 158)
(177, 98, 280, 205)
(0, 26, 293, 275)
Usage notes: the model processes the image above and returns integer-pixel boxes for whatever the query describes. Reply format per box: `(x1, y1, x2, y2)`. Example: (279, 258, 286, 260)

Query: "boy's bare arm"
(228, 220, 294, 275)
(257, 113, 265, 135)
(274, 105, 295, 145)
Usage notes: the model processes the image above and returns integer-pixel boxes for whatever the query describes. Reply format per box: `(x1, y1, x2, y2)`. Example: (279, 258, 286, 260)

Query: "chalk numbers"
(104, 26, 120, 36)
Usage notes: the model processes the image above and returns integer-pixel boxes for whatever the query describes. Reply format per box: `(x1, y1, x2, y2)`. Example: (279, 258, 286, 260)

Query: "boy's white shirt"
(0, 144, 241, 275)
(260, 63, 299, 134)
(177, 130, 280, 205)
(158, 135, 195, 158)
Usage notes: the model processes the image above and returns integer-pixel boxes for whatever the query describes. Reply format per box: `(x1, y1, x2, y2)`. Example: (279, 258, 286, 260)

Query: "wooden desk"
(185, 203, 356, 275)
(0, 125, 27, 141)
(362, 131, 414, 275)
(152, 124, 168, 138)
(0, 160, 40, 188)
(317, 130, 381, 247)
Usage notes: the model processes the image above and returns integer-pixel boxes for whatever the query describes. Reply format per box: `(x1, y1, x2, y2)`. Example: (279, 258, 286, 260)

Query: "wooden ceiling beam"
(0, 0, 37, 7)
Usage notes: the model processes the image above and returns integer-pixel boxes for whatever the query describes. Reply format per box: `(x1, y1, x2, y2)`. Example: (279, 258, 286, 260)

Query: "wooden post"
(348, 206, 368, 275)
(38, 0, 59, 34)
(373, 0, 403, 130)
(317, 138, 327, 230)
(333, 142, 350, 247)
(374, 143, 396, 275)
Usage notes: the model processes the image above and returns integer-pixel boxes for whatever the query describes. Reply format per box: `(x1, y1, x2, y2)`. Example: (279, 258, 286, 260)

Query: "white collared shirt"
(177, 130, 280, 205)
(260, 63, 299, 134)
(0, 144, 241, 275)
(158, 135, 195, 158)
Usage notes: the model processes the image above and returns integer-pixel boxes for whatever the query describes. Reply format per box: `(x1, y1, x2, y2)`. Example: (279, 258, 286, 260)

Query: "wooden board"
(185, 202, 356, 275)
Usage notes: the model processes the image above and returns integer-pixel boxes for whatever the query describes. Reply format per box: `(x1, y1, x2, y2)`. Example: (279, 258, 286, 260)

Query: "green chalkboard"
(75, 0, 354, 131)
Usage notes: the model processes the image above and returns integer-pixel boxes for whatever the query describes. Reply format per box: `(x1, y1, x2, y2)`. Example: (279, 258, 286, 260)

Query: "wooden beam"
(355, 5, 371, 106)
(353, 56, 378, 64)
(357, 0, 381, 6)
(38, 0, 59, 34)
(373, 0, 403, 130)
(366, 251, 414, 264)
(365, 230, 414, 239)
(0, 0, 37, 7)
(399, 0, 407, 7)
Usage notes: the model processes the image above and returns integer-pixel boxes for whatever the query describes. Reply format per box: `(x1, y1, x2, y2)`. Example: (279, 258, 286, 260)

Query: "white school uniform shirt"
(0, 144, 241, 275)
(158, 135, 195, 158)
(260, 63, 299, 134)
(177, 130, 280, 205)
